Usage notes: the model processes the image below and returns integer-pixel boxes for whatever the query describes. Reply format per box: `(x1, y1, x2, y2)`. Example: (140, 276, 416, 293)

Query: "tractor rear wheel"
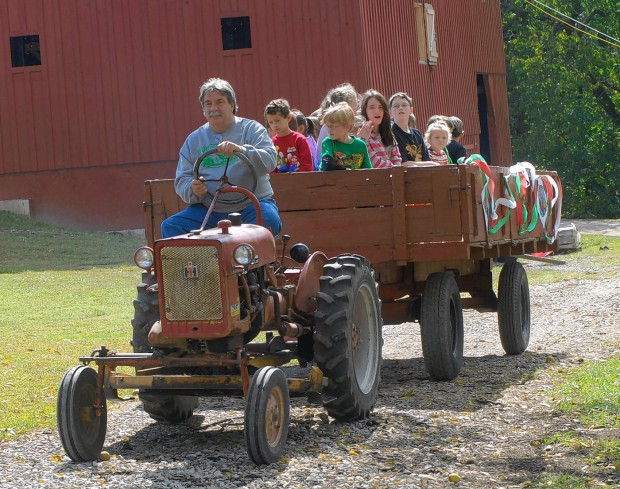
(314, 255, 383, 420)
(131, 272, 198, 423)
(244, 367, 290, 465)
(498, 261, 531, 355)
(138, 391, 198, 423)
(131, 272, 159, 353)
(57, 365, 107, 462)
(420, 272, 464, 381)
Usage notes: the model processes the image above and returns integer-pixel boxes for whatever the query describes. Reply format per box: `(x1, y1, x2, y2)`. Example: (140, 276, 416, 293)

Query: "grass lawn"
(533, 356, 620, 488)
(0, 211, 144, 437)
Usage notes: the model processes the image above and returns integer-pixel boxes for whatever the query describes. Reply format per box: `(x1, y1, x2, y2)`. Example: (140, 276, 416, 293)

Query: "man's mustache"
(208, 111, 223, 117)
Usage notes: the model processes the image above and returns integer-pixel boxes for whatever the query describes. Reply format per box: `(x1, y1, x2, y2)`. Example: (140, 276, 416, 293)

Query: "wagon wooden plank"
(271, 169, 393, 211)
(279, 207, 395, 261)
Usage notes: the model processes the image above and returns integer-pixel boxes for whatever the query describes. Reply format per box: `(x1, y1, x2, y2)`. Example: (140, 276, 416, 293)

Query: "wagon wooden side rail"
(142, 164, 561, 324)
(144, 165, 559, 259)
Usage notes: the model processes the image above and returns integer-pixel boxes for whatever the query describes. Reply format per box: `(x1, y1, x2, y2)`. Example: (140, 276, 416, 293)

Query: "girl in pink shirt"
(357, 90, 402, 168)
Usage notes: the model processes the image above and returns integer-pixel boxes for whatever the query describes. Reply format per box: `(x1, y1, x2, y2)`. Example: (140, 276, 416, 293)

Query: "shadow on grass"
(0, 227, 144, 273)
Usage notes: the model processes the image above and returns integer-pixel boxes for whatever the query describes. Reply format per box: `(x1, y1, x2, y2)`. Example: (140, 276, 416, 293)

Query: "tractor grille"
(160, 245, 223, 321)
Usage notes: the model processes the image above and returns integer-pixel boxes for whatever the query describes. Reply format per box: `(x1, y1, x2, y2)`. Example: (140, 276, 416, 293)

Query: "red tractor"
(57, 149, 383, 464)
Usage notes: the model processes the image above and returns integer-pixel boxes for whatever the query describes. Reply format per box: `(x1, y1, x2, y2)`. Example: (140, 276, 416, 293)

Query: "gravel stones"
(1, 261, 619, 488)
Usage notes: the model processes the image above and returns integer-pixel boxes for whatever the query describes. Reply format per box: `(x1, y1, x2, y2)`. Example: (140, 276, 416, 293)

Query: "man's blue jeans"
(161, 198, 282, 238)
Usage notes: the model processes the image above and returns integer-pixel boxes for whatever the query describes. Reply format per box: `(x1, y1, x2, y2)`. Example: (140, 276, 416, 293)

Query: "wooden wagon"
(142, 161, 562, 380)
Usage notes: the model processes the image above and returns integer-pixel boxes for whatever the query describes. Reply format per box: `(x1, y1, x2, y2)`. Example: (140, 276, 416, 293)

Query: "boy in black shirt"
(388, 92, 430, 162)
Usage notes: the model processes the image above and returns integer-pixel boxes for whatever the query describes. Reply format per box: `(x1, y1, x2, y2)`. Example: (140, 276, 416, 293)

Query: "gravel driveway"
(563, 218, 620, 237)
(1, 252, 619, 488)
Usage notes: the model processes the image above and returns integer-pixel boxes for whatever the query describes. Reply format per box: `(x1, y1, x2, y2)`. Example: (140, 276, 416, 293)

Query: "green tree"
(502, 0, 620, 217)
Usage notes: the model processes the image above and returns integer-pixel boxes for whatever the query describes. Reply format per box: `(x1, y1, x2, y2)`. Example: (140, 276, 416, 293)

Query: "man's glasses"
(391, 103, 410, 109)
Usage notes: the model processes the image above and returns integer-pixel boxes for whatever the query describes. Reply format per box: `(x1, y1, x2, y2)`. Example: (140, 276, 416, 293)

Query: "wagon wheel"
(420, 272, 464, 381)
(57, 365, 107, 462)
(497, 261, 531, 355)
(244, 367, 290, 465)
(131, 272, 198, 423)
(193, 147, 258, 206)
(314, 254, 383, 420)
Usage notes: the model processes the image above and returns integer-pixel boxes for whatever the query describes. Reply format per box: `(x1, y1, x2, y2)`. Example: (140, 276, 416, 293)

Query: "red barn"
(0, 0, 511, 230)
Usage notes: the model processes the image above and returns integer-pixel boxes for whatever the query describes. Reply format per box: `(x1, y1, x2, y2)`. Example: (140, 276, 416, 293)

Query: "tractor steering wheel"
(192, 147, 258, 206)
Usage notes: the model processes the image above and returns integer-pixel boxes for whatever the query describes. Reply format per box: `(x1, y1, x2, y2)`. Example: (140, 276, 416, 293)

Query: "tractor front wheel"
(314, 255, 383, 420)
(244, 367, 290, 465)
(57, 366, 107, 462)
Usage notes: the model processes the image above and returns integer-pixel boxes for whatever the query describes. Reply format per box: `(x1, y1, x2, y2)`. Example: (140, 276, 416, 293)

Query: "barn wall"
(357, 0, 511, 163)
(0, 0, 512, 230)
(0, 0, 368, 177)
(0, 162, 174, 230)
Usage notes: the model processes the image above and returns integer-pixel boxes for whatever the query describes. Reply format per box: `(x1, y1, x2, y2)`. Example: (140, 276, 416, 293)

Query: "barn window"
(414, 4, 438, 65)
(221, 17, 252, 50)
(10, 35, 41, 67)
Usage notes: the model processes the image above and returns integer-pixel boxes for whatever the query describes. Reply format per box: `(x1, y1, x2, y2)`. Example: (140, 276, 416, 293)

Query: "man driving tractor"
(161, 77, 282, 237)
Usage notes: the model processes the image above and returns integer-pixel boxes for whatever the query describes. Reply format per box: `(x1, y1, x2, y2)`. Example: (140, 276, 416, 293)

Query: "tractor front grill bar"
(160, 245, 223, 321)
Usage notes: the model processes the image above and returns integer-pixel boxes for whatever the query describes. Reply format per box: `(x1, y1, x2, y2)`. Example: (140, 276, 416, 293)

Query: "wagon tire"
(420, 272, 464, 381)
(314, 254, 383, 421)
(498, 261, 531, 355)
(244, 367, 290, 465)
(57, 366, 107, 462)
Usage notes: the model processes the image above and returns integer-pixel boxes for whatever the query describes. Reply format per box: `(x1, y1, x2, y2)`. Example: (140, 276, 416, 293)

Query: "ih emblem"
(183, 261, 199, 279)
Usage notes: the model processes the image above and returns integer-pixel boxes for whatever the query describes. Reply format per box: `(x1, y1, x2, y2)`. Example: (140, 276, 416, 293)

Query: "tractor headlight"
(233, 244, 256, 266)
(134, 247, 154, 269)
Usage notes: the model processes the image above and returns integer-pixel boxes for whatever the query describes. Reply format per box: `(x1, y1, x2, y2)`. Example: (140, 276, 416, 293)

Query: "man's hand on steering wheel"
(192, 143, 245, 197)
(191, 178, 208, 197)
(217, 141, 244, 156)
(192, 146, 258, 205)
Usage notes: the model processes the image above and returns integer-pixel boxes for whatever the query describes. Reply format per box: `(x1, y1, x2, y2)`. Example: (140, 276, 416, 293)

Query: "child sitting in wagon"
(424, 121, 452, 165)
(264, 99, 313, 173)
(320, 102, 372, 171)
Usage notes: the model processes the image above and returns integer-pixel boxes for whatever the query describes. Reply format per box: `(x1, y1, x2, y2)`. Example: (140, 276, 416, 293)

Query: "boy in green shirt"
(320, 102, 372, 171)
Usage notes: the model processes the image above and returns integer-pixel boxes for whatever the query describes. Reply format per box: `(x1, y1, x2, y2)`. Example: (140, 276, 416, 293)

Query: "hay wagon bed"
(144, 165, 560, 318)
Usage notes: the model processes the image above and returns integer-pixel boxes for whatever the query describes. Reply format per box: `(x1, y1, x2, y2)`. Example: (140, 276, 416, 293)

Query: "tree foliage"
(501, 0, 620, 217)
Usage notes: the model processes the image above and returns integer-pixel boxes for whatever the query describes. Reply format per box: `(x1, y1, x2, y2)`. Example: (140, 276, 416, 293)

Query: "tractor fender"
(294, 251, 329, 314)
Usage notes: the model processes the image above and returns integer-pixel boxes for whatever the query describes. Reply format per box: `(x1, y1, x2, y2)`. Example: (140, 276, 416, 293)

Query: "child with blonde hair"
(316, 82, 360, 162)
(320, 102, 371, 171)
(424, 122, 452, 165)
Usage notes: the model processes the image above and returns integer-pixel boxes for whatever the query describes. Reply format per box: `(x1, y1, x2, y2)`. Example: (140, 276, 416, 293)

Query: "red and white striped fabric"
(365, 133, 402, 168)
